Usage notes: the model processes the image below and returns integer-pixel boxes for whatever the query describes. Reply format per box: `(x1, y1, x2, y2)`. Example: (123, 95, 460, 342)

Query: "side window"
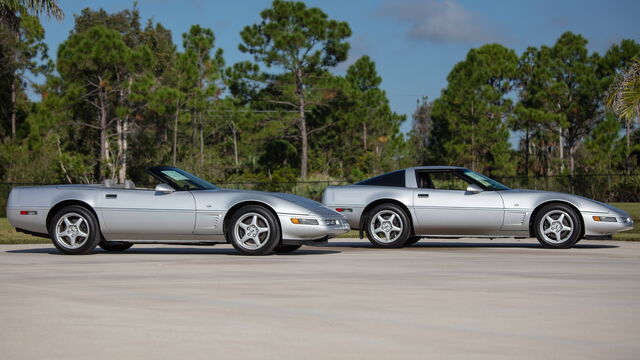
(416, 172, 434, 189)
(357, 170, 406, 187)
(424, 172, 470, 191)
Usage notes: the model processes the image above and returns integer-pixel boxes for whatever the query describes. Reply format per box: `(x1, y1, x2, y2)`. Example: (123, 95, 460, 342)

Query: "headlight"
(291, 218, 319, 225)
(592, 216, 617, 222)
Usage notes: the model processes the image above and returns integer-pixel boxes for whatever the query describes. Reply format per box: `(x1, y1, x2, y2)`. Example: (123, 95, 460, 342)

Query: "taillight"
(19, 210, 37, 215)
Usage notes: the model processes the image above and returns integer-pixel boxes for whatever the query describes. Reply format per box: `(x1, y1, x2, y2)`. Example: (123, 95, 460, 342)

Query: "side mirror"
(155, 183, 175, 194)
(466, 184, 483, 194)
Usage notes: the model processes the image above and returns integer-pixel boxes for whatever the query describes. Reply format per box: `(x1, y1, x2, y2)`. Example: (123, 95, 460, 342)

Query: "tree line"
(1, 1, 639, 196)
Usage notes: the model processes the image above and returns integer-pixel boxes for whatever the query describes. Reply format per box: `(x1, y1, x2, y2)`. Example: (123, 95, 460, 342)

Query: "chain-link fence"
(2, 174, 638, 217)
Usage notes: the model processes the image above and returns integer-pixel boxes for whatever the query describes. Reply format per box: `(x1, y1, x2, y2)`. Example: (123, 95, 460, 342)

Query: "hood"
(270, 192, 334, 211)
(215, 188, 341, 217)
(500, 189, 628, 215)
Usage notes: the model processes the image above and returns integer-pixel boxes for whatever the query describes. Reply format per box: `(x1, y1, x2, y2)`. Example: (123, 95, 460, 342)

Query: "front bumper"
(583, 212, 634, 236)
(279, 214, 350, 241)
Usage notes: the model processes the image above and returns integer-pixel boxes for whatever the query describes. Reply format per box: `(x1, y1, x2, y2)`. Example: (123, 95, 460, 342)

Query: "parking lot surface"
(1, 238, 639, 359)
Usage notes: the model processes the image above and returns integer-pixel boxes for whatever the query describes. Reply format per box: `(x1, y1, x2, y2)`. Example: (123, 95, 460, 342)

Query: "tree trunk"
(173, 102, 179, 166)
(569, 144, 575, 176)
(117, 118, 128, 183)
(231, 122, 239, 167)
(199, 125, 204, 171)
(117, 79, 131, 183)
(299, 102, 308, 179)
(10, 80, 16, 138)
(296, 69, 308, 179)
(192, 111, 197, 167)
(558, 125, 564, 173)
(524, 126, 530, 177)
(99, 86, 109, 180)
(363, 122, 367, 151)
(626, 119, 631, 173)
(470, 103, 476, 171)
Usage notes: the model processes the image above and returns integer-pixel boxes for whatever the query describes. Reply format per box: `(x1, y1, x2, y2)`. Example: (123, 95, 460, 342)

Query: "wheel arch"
(529, 200, 585, 239)
(46, 200, 100, 233)
(223, 201, 282, 238)
(360, 198, 414, 235)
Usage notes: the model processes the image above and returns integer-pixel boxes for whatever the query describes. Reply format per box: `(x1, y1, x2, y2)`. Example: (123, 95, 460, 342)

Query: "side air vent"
(504, 211, 526, 226)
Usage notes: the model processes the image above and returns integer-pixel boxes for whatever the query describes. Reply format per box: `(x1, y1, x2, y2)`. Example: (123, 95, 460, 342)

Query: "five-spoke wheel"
(227, 205, 280, 255)
(533, 204, 582, 248)
(49, 205, 100, 255)
(366, 204, 410, 248)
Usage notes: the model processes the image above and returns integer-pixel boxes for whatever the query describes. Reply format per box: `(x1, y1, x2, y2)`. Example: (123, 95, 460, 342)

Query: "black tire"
(533, 203, 582, 249)
(49, 205, 101, 255)
(226, 205, 280, 255)
(404, 236, 422, 246)
(365, 203, 411, 248)
(273, 244, 302, 253)
(99, 241, 133, 252)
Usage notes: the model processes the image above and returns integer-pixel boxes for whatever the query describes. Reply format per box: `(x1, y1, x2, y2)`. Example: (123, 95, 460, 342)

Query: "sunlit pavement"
(1, 238, 639, 359)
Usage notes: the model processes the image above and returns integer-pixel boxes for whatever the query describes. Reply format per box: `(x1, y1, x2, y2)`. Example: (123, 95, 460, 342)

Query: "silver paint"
(7, 175, 350, 245)
(322, 166, 634, 239)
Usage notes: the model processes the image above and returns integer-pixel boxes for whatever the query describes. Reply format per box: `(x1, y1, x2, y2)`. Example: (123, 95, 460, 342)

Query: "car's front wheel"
(99, 241, 133, 252)
(227, 205, 280, 255)
(49, 205, 101, 255)
(365, 204, 411, 248)
(533, 204, 582, 249)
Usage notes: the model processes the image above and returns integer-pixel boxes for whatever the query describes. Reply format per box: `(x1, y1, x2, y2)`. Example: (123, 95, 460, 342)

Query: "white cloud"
(377, 0, 501, 44)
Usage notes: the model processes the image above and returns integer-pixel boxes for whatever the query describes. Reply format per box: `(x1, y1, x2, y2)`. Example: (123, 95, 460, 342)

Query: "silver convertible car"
(322, 166, 634, 249)
(7, 166, 349, 255)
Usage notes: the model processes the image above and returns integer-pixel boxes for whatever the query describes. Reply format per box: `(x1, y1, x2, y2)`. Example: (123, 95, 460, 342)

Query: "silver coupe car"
(7, 166, 350, 255)
(322, 166, 634, 248)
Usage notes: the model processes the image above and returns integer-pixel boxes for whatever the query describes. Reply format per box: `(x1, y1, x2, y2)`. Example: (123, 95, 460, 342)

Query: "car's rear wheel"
(273, 244, 302, 253)
(227, 205, 280, 255)
(533, 204, 582, 249)
(99, 241, 133, 252)
(49, 205, 100, 255)
(365, 203, 410, 248)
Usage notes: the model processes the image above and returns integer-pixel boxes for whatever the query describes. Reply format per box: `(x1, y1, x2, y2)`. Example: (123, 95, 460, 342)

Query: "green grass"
(338, 230, 360, 238)
(610, 203, 640, 241)
(1, 202, 638, 244)
(0, 218, 49, 244)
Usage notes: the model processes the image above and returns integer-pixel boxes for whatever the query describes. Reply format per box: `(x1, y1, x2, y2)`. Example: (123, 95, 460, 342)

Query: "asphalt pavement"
(1, 238, 639, 359)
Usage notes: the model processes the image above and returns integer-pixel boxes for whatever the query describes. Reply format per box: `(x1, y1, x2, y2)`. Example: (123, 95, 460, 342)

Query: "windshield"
(148, 166, 217, 191)
(463, 171, 511, 191)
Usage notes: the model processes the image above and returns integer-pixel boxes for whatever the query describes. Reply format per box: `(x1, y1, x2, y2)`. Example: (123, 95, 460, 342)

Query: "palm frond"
(607, 57, 640, 123)
(0, 0, 63, 33)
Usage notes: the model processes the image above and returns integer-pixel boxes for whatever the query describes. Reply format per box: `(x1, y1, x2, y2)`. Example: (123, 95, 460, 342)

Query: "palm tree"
(607, 57, 640, 169)
(0, 0, 63, 33)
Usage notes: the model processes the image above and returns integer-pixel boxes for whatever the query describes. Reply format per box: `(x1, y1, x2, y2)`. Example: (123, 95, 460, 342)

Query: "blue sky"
(38, 0, 640, 133)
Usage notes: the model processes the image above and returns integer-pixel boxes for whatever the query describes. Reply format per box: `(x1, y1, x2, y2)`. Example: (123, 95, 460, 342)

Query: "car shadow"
(5, 246, 341, 256)
(327, 240, 619, 250)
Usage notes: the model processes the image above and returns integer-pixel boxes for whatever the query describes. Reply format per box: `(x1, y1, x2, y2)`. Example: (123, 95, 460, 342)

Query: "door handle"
(417, 193, 429, 198)
(105, 194, 117, 199)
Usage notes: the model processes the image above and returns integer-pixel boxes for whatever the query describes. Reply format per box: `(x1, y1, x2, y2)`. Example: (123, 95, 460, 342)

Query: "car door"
(190, 190, 225, 235)
(99, 188, 196, 236)
(412, 170, 504, 235)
